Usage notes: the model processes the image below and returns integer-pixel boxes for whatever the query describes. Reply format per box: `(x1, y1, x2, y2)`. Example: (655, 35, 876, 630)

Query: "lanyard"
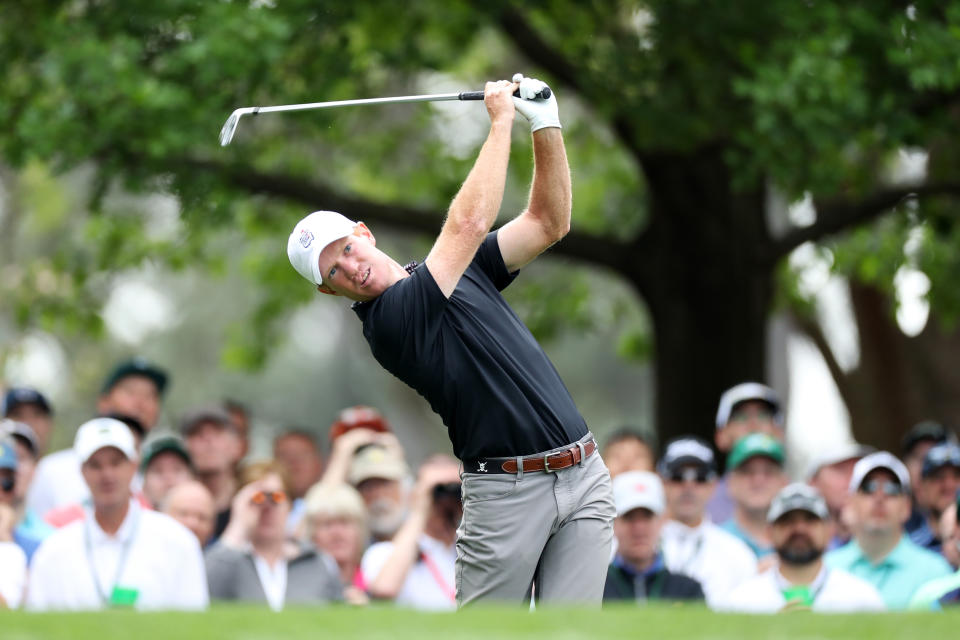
(419, 549, 456, 603)
(83, 502, 140, 605)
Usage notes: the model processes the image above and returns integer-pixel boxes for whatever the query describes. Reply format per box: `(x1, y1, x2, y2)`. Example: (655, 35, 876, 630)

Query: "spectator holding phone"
(361, 455, 460, 610)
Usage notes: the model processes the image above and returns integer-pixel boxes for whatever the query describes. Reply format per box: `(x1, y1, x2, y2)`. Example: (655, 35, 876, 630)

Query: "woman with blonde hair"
(303, 482, 369, 600)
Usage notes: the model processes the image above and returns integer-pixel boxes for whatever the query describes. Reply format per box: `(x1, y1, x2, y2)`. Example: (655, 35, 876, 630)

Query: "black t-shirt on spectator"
(352, 231, 587, 460)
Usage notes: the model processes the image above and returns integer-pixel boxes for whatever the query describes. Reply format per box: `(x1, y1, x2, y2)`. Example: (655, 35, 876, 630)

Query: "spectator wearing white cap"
(716, 484, 885, 613)
(26, 417, 208, 611)
(721, 433, 789, 560)
(805, 442, 873, 549)
(603, 471, 703, 603)
(706, 382, 785, 523)
(824, 451, 953, 610)
(27, 359, 167, 519)
(657, 436, 757, 606)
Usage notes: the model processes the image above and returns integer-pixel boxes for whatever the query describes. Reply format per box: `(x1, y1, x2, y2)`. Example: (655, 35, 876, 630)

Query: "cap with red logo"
(329, 405, 392, 442)
(612, 470, 665, 517)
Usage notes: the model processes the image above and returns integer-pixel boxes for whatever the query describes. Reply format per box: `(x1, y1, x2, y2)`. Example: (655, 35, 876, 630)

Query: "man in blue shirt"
(826, 451, 953, 610)
(721, 433, 788, 560)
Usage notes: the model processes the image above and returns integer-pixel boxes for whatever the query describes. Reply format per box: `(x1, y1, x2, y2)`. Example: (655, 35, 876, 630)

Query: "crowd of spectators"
(1, 360, 958, 613)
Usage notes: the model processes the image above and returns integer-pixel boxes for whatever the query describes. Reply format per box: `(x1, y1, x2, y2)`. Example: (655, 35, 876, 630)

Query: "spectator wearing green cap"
(141, 434, 194, 510)
(721, 434, 789, 560)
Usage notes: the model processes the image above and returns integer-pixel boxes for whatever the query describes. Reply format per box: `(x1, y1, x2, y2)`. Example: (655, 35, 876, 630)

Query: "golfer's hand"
(511, 74, 560, 133)
(484, 79, 517, 126)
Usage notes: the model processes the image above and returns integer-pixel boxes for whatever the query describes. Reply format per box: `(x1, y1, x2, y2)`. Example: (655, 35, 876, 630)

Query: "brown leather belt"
(463, 439, 597, 474)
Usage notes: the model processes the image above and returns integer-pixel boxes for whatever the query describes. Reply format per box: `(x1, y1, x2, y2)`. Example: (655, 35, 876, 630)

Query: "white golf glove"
(511, 74, 561, 133)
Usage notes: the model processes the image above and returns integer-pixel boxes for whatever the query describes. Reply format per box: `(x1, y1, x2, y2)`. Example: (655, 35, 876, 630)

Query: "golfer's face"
(318, 232, 386, 302)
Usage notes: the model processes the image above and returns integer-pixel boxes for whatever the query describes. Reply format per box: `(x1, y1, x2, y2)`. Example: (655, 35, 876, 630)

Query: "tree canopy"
(3, 1, 960, 446)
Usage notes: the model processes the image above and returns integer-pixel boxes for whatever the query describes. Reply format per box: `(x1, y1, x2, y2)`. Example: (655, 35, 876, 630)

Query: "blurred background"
(2, 1, 959, 470)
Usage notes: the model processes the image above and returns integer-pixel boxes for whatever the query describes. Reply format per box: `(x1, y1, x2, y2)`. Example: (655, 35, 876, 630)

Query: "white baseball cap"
(767, 483, 829, 523)
(715, 382, 783, 429)
(612, 471, 665, 516)
(848, 451, 910, 494)
(74, 417, 138, 464)
(287, 210, 358, 286)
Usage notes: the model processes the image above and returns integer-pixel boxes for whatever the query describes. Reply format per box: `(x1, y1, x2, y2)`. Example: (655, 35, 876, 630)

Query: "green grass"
(1, 604, 958, 640)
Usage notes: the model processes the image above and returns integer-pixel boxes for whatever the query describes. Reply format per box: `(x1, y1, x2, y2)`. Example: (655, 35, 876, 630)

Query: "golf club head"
(219, 110, 244, 146)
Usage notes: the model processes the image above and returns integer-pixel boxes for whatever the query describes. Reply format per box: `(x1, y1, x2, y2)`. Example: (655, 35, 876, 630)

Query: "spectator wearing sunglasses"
(205, 461, 343, 610)
(825, 452, 952, 610)
(657, 436, 757, 606)
(0, 439, 27, 608)
(911, 443, 960, 553)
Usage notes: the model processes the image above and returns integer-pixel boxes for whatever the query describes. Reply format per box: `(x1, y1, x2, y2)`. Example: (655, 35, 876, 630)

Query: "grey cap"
(715, 382, 783, 430)
(767, 483, 829, 523)
(657, 436, 717, 476)
(848, 451, 910, 494)
(0, 418, 39, 457)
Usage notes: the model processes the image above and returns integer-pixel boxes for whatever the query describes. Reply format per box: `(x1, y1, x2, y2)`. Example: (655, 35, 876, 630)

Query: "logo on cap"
(299, 228, 314, 249)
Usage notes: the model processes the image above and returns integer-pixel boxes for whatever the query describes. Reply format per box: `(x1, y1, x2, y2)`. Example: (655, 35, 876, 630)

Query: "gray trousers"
(456, 434, 615, 607)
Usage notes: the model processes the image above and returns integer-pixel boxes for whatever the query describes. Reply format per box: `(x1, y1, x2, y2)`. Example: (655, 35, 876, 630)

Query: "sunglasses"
(251, 490, 287, 506)
(729, 406, 776, 423)
(858, 480, 905, 497)
(0, 476, 14, 492)
(668, 468, 714, 484)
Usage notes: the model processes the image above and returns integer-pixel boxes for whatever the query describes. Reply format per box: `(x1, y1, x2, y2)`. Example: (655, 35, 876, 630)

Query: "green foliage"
(3, 0, 960, 372)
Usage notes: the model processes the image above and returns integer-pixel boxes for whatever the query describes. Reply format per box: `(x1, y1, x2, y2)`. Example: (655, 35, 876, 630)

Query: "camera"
(432, 482, 462, 503)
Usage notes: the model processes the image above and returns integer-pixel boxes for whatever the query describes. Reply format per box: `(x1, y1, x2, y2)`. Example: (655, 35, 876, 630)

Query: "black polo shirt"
(352, 231, 587, 461)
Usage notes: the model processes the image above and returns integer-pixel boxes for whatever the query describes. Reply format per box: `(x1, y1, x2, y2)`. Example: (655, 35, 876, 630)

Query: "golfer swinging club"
(287, 75, 615, 606)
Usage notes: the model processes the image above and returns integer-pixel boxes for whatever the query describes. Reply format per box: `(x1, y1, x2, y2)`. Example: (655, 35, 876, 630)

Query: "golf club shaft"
(219, 86, 549, 145)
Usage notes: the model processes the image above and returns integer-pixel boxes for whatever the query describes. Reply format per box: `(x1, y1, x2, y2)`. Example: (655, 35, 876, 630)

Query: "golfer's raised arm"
(424, 80, 516, 298)
(497, 77, 571, 272)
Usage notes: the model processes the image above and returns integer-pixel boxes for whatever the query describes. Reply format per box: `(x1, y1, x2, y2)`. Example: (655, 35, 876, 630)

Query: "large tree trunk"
(805, 282, 960, 452)
(636, 148, 773, 444)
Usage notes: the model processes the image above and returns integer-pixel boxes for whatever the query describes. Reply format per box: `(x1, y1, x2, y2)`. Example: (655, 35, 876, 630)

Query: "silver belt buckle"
(543, 453, 556, 473)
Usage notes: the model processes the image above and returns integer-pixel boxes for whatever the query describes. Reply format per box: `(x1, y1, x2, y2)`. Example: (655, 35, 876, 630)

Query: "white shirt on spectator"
(26, 449, 88, 518)
(0, 541, 27, 608)
(660, 518, 758, 606)
(361, 534, 456, 610)
(26, 500, 208, 611)
(715, 564, 886, 613)
(27, 449, 144, 520)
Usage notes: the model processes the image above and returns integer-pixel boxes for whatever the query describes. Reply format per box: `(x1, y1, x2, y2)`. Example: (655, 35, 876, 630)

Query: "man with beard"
(361, 456, 461, 610)
(825, 452, 953, 609)
(348, 444, 410, 542)
(717, 484, 884, 613)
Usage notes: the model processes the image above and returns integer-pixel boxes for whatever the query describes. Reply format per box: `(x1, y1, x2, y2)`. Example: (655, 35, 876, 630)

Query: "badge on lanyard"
(109, 586, 140, 608)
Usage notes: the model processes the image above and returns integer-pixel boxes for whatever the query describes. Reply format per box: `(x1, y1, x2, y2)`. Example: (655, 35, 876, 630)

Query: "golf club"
(219, 81, 551, 146)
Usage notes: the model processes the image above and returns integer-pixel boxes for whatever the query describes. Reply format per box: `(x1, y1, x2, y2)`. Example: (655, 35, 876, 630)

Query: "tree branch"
(495, 7, 644, 161)
(769, 181, 960, 259)
(178, 158, 636, 272)
(788, 310, 850, 397)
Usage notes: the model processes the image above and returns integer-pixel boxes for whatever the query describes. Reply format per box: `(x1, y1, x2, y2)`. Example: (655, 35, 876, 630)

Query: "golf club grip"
(458, 86, 552, 101)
